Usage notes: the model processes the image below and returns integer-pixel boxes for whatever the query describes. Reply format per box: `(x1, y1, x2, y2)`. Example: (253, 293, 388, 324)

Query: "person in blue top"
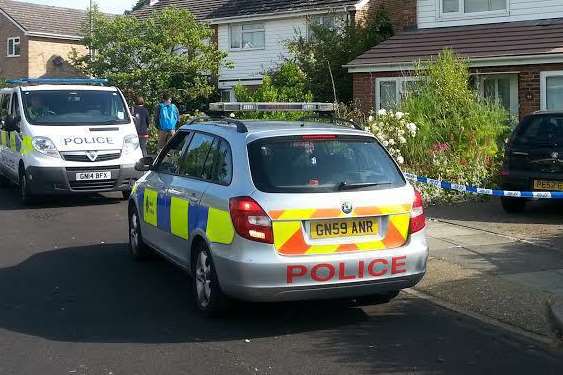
(155, 92, 180, 150)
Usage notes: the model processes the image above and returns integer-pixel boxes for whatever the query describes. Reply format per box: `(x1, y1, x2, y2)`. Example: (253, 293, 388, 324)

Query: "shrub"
(398, 50, 510, 201)
(233, 61, 314, 120)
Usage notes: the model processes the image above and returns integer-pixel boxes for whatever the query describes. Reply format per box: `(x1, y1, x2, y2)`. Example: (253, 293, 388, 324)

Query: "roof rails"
(189, 116, 248, 133)
(209, 102, 335, 113)
(6, 78, 109, 86)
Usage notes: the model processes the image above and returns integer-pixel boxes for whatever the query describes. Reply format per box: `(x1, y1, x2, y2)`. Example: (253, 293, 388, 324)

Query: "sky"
(18, 0, 139, 14)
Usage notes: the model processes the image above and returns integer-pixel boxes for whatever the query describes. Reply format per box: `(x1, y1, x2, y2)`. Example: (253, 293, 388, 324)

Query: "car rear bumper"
(211, 231, 428, 302)
(26, 165, 142, 194)
(503, 170, 563, 191)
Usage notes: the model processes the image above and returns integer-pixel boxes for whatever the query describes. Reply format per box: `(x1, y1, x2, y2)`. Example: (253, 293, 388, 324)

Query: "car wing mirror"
(135, 156, 154, 172)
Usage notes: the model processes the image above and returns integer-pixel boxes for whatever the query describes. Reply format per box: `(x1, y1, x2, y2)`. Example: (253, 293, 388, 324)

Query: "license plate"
(533, 180, 563, 191)
(310, 218, 378, 239)
(76, 171, 111, 181)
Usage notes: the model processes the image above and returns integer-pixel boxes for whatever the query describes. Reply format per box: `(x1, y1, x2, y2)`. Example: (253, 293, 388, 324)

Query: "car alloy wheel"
(195, 251, 212, 309)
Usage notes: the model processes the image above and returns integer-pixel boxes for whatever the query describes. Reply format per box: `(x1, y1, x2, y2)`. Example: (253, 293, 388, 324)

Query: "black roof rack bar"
(189, 116, 248, 133)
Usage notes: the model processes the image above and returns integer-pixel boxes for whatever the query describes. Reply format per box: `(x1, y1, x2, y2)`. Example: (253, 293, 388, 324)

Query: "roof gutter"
(26, 31, 82, 41)
(345, 53, 563, 73)
(207, 1, 363, 24)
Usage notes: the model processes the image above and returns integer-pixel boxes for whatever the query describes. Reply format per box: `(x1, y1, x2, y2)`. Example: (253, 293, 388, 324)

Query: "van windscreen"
(22, 90, 130, 126)
(248, 135, 405, 193)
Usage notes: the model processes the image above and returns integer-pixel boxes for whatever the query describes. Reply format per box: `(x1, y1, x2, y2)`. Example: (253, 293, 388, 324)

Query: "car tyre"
(354, 290, 400, 306)
(192, 243, 230, 317)
(501, 197, 526, 213)
(128, 206, 152, 260)
(19, 168, 36, 205)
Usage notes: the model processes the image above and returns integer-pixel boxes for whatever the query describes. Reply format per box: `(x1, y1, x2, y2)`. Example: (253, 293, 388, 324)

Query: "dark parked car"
(501, 111, 563, 213)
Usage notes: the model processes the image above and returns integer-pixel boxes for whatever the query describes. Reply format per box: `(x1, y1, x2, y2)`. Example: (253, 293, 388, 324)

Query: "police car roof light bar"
(6, 78, 109, 86)
(209, 102, 336, 113)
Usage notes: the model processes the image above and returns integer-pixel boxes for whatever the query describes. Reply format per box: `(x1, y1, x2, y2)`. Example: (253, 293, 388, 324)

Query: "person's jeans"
(139, 137, 148, 157)
(158, 130, 175, 150)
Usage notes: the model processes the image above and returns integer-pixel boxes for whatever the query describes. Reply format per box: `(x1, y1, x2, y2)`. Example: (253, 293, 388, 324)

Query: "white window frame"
(7, 37, 20, 57)
(438, 0, 509, 20)
(540, 71, 563, 111)
(375, 77, 419, 111)
(478, 73, 519, 116)
(229, 22, 265, 51)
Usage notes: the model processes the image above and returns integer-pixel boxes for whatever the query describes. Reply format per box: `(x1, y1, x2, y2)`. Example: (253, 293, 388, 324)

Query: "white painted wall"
(218, 16, 307, 88)
(418, 0, 563, 29)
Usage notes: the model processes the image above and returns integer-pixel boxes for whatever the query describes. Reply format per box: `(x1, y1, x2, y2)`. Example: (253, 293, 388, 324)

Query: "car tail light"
(409, 190, 426, 235)
(229, 197, 274, 244)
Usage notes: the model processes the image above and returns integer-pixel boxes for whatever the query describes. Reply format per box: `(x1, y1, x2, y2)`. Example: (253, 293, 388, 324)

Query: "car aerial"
(128, 103, 428, 316)
(501, 111, 563, 213)
(0, 78, 143, 204)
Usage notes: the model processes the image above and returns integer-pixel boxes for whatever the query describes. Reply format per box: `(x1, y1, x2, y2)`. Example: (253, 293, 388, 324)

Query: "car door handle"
(168, 188, 183, 196)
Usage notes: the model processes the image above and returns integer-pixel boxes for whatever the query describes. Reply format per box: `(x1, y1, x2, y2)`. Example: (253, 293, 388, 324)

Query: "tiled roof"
(347, 18, 563, 69)
(0, 0, 87, 39)
(132, 0, 359, 21)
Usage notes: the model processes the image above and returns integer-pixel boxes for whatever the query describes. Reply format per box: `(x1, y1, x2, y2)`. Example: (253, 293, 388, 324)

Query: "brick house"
(346, 0, 563, 120)
(0, 0, 88, 80)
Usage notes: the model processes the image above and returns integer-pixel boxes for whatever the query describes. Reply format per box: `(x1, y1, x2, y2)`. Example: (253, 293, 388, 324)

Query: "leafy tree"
(131, 0, 148, 12)
(70, 7, 228, 110)
(286, 10, 393, 103)
(233, 61, 313, 120)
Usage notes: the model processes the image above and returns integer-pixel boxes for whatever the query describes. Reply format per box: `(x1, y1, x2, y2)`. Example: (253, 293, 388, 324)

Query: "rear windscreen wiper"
(337, 181, 392, 191)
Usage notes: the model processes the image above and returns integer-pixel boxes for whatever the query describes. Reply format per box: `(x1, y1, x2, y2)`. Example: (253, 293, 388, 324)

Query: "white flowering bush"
(365, 109, 418, 165)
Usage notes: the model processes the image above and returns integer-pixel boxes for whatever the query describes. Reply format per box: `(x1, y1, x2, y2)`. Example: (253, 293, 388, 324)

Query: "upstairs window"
(7, 37, 20, 57)
(441, 0, 507, 15)
(230, 23, 265, 50)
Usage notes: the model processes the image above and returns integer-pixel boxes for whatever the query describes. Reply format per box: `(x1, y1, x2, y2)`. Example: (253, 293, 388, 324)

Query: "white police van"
(0, 78, 143, 203)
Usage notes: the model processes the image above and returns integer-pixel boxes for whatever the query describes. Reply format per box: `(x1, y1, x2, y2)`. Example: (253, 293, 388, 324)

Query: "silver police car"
(129, 103, 428, 315)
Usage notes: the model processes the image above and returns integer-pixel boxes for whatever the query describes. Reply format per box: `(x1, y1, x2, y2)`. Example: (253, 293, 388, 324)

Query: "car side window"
(156, 131, 191, 175)
(179, 132, 215, 179)
(206, 139, 233, 185)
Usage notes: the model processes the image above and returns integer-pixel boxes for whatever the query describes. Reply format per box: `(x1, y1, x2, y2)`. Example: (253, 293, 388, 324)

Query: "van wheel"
(122, 190, 131, 200)
(19, 168, 35, 205)
(354, 291, 400, 306)
(128, 206, 152, 260)
(501, 197, 526, 213)
(0, 172, 9, 188)
(192, 243, 230, 317)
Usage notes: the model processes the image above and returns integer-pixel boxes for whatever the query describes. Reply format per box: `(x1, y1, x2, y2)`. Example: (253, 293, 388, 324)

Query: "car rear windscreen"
(513, 115, 563, 146)
(248, 135, 405, 193)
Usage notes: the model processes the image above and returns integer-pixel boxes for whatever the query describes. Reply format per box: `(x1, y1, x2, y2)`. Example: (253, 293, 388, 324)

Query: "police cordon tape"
(404, 172, 563, 199)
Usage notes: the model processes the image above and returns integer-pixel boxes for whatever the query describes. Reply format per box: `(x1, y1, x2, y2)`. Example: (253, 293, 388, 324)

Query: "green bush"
(397, 50, 510, 202)
(233, 62, 314, 120)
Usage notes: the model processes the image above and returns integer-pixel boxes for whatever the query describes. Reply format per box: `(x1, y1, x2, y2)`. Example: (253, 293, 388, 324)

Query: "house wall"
(353, 63, 563, 119)
(418, 0, 563, 29)
(217, 16, 307, 89)
(0, 12, 28, 79)
(28, 37, 87, 78)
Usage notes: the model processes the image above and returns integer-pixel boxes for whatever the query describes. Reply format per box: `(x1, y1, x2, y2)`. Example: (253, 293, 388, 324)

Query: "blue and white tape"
(404, 173, 563, 199)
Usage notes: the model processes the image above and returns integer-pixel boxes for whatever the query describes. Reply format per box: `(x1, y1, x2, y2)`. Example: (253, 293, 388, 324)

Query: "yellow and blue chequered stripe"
(137, 186, 234, 245)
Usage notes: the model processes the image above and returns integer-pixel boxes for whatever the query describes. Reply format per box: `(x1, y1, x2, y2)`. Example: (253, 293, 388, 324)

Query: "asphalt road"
(0, 187, 562, 375)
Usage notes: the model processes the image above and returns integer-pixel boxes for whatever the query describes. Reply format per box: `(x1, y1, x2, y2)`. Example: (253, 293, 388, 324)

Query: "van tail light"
(229, 197, 274, 244)
(409, 190, 426, 235)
